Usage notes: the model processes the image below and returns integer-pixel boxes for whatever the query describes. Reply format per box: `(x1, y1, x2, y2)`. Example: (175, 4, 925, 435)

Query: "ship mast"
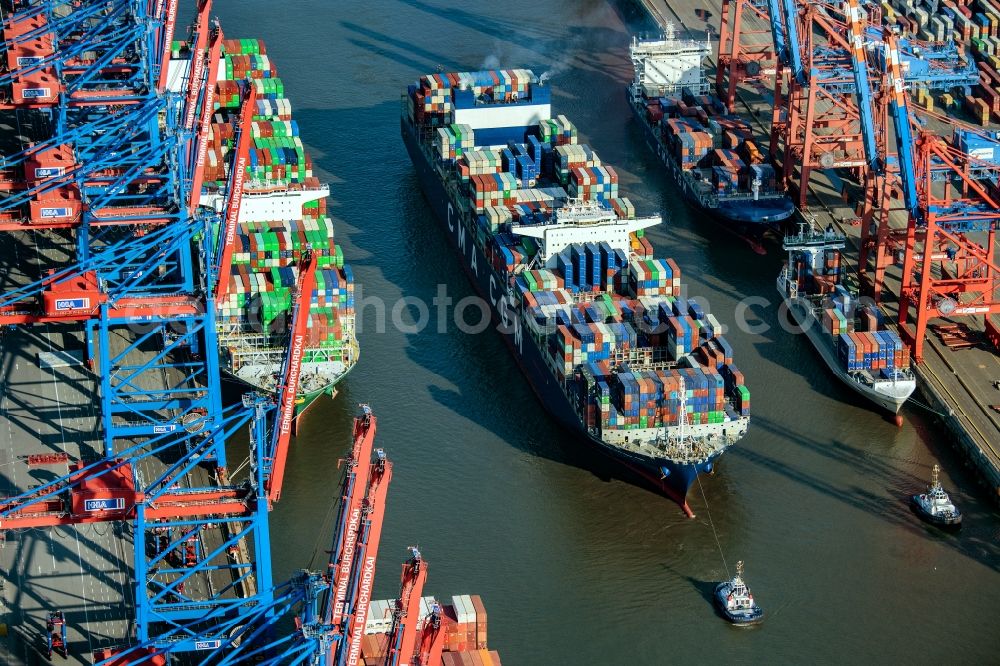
(677, 376, 693, 458)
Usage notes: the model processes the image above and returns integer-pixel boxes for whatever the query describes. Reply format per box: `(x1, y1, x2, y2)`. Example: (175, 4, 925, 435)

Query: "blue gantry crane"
(0, 1, 304, 660)
(98, 406, 396, 666)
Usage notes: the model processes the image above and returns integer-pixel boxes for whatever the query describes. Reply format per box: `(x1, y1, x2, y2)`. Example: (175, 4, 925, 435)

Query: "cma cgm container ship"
(192, 39, 358, 412)
(628, 25, 794, 253)
(402, 68, 751, 515)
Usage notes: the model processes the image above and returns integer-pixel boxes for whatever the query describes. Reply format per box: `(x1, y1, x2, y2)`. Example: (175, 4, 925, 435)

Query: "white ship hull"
(778, 279, 915, 414)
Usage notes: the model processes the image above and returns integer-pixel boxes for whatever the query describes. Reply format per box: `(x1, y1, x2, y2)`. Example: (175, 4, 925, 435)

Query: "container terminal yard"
(640, 0, 1000, 499)
(0, 2, 498, 664)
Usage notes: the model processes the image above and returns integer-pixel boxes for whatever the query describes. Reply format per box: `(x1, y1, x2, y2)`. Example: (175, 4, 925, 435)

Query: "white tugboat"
(714, 560, 764, 625)
(911, 464, 962, 529)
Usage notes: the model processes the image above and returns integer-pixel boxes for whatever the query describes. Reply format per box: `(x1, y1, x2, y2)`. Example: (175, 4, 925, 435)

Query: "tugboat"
(911, 464, 962, 529)
(714, 560, 764, 625)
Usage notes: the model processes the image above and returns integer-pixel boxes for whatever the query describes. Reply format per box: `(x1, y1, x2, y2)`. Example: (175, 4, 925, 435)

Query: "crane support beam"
(156, 0, 180, 91)
(189, 27, 224, 214)
(214, 83, 258, 302)
(265, 253, 318, 504)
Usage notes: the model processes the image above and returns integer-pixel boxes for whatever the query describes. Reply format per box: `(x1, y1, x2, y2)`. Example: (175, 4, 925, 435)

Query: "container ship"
(196, 39, 358, 412)
(628, 24, 795, 253)
(778, 225, 915, 422)
(401, 68, 751, 516)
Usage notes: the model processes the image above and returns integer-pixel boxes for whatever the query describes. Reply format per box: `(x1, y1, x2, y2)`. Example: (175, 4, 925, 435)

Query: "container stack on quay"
(207, 39, 355, 365)
(875, 0, 1000, 120)
(358, 594, 501, 665)
(883, 0, 998, 46)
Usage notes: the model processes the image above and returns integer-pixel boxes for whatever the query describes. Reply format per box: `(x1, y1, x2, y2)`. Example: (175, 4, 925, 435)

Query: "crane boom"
(325, 409, 376, 629)
(183, 0, 213, 130)
(766, 0, 789, 70)
(845, 0, 880, 173)
(264, 252, 317, 504)
(385, 548, 429, 666)
(883, 32, 920, 223)
(188, 26, 223, 215)
(780, 0, 805, 83)
(155, 0, 179, 92)
(338, 449, 392, 666)
(213, 82, 257, 303)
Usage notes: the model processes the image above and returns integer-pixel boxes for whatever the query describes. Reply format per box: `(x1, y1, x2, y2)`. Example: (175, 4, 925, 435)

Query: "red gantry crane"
(384, 547, 429, 666)
(326, 407, 378, 631)
(340, 443, 392, 665)
(214, 80, 258, 303)
(264, 251, 319, 505)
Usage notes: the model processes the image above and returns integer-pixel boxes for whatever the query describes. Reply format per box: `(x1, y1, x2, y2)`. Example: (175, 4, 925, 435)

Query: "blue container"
(585, 242, 601, 287)
(571, 245, 587, 288)
(501, 148, 517, 172)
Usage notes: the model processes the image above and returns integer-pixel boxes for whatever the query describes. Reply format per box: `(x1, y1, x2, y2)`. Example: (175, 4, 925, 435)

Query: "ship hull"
(713, 583, 765, 625)
(403, 117, 729, 515)
(780, 288, 914, 415)
(222, 364, 351, 416)
(628, 95, 794, 253)
(910, 496, 963, 529)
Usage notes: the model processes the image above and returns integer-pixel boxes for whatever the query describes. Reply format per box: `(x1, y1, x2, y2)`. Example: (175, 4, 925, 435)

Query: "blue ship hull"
(402, 116, 720, 515)
(628, 95, 794, 253)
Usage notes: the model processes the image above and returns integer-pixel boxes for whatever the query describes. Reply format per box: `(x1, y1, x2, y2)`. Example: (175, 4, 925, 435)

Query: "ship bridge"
(510, 200, 660, 267)
(630, 22, 712, 98)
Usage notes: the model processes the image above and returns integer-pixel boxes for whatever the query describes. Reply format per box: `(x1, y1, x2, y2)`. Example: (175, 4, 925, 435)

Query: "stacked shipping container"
(359, 594, 498, 665)
(408, 68, 749, 441)
(644, 92, 783, 197)
(210, 39, 354, 363)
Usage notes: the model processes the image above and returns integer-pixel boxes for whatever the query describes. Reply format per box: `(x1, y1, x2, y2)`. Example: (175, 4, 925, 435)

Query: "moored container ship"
(778, 224, 915, 421)
(628, 24, 795, 253)
(195, 39, 358, 412)
(402, 68, 751, 516)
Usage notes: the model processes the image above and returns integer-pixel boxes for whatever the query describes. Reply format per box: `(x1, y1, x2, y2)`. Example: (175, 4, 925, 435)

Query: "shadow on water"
(743, 413, 1000, 572)
(340, 21, 464, 72)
